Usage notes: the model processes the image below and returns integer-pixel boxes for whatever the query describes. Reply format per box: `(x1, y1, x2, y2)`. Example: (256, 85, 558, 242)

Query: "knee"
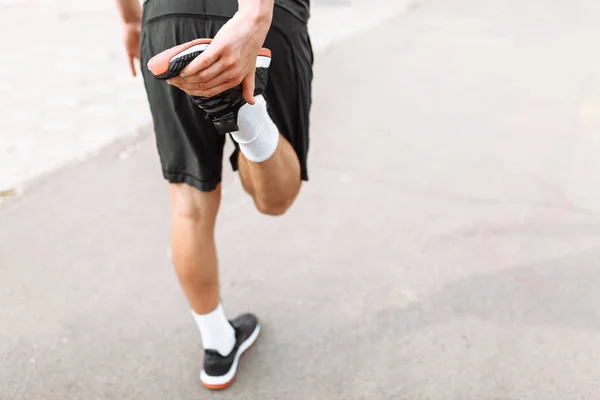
(170, 183, 220, 222)
(253, 182, 302, 216)
(254, 197, 293, 216)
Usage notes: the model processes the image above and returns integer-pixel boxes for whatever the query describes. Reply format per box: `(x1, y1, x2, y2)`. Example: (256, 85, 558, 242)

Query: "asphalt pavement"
(2, 0, 600, 398)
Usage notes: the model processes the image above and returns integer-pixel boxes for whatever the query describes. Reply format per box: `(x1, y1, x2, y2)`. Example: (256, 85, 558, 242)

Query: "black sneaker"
(200, 313, 261, 390)
(148, 38, 271, 135)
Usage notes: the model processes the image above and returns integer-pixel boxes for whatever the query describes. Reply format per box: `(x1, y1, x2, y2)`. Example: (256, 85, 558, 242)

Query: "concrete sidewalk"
(3, 0, 600, 398)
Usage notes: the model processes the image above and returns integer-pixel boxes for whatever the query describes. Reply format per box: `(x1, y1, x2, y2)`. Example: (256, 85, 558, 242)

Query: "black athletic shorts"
(140, 0, 314, 192)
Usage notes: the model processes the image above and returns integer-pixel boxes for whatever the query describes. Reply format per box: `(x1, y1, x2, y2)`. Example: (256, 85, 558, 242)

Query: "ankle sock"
(192, 303, 235, 356)
(231, 95, 279, 163)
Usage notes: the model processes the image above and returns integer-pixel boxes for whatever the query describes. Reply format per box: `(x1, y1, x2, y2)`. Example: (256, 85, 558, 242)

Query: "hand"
(123, 22, 141, 77)
(167, 11, 272, 104)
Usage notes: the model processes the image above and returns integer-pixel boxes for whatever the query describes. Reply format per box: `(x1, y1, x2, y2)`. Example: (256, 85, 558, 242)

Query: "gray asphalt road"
(3, 0, 600, 398)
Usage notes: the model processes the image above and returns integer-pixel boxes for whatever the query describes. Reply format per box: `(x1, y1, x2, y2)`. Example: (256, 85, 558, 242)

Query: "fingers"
(168, 76, 239, 97)
(168, 58, 226, 87)
(128, 55, 136, 77)
(168, 60, 257, 101)
(168, 70, 257, 100)
(242, 70, 256, 104)
(168, 67, 245, 97)
(169, 72, 240, 91)
(180, 45, 221, 77)
(172, 80, 240, 98)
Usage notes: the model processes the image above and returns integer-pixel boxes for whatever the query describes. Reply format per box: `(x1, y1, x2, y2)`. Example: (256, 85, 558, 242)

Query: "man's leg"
(140, 1, 262, 390)
(169, 183, 221, 315)
(168, 182, 261, 390)
(234, 7, 312, 215)
(237, 132, 301, 216)
(169, 183, 237, 355)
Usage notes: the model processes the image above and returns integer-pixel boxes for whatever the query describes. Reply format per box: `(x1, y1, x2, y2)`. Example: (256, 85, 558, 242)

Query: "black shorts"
(140, 0, 314, 192)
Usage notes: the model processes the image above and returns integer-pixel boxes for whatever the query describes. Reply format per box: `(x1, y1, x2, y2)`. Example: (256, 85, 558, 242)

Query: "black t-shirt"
(275, 0, 310, 23)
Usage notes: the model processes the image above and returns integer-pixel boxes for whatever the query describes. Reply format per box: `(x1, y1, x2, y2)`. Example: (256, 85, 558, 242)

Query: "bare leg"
(238, 134, 301, 215)
(169, 183, 221, 314)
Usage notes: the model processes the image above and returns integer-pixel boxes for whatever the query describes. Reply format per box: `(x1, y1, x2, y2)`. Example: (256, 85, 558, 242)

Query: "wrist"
(122, 17, 141, 25)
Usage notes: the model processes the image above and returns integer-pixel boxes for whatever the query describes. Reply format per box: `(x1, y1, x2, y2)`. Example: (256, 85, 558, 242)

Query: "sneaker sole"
(148, 38, 272, 81)
(200, 323, 261, 390)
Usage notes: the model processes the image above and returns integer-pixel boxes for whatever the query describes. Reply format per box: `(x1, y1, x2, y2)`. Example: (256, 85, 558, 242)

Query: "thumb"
(242, 69, 256, 105)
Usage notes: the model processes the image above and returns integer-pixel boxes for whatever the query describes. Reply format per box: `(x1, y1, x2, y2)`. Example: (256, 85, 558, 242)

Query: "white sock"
(191, 303, 235, 356)
(231, 95, 279, 163)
